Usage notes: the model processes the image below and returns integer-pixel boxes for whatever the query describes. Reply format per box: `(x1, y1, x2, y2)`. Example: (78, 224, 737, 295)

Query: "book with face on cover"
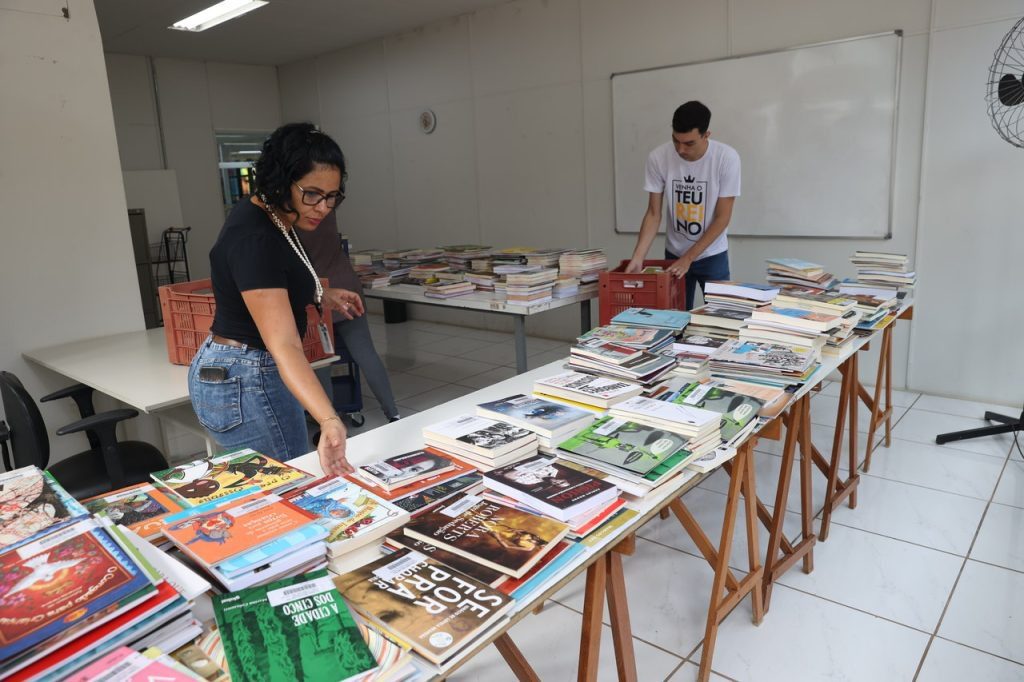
(422, 415, 537, 459)
(390, 473, 484, 516)
(382, 529, 508, 588)
(355, 450, 454, 492)
(343, 450, 477, 502)
(402, 494, 569, 578)
(333, 549, 514, 665)
(213, 570, 377, 682)
(0, 466, 89, 552)
(150, 449, 313, 507)
(83, 483, 184, 542)
(482, 455, 619, 522)
(475, 394, 595, 440)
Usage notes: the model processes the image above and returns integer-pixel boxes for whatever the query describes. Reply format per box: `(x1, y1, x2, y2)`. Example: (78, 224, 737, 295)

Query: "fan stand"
(935, 405, 1024, 444)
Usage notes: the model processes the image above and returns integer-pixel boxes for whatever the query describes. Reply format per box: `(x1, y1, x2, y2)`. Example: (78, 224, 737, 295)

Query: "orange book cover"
(161, 491, 318, 567)
(343, 449, 477, 501)
(82, 483, 183, 540)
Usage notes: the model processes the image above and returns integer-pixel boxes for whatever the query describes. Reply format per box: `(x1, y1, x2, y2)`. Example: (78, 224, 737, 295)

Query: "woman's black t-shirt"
(208, 199, 314, 349)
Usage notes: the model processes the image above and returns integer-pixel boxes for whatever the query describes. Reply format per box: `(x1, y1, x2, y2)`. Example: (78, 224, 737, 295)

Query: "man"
(625, 101, 740, 309)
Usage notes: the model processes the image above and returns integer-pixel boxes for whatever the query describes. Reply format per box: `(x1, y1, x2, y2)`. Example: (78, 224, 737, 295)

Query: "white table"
(363, 284, 596, 373)
(24, 328, 335, 456)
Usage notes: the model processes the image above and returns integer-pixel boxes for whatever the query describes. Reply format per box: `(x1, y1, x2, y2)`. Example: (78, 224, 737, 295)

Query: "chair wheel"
(348, 413, 365, 427)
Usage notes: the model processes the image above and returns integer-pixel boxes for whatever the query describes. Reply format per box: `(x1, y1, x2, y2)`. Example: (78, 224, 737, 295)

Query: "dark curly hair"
(252, 122, 347, 213)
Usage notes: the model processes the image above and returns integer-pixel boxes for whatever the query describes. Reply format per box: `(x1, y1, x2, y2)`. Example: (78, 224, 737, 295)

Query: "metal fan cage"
(987, 15, 1024, 148)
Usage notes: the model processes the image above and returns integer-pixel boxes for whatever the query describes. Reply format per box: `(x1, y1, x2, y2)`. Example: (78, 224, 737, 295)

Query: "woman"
(188, 123, 361, 476)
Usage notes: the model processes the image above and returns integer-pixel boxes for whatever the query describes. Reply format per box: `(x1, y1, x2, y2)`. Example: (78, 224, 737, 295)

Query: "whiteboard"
(612, 32, 901, 238)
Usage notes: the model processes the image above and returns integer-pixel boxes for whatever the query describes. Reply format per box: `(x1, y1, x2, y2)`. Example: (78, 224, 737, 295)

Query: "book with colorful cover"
(161, 491, 319, 568)
(151, 449, 312, 507)
(213, 570, 377, 682)
(0, 519, 151, 663)
(0, 466, 89, 552)
(390, 473, 483, 515)
(422, 415, 536, 458)
(476, 394, 595, 439)
(343, 450, 477, 502)
(533, 371, 643, 408)
(83, 483, 184, 541)
(557, 416, 690, 476)
(403, 494, 569, 577)
(333, 549, 514, 664)
(355, 450, 454, 492)
(578, 325, 674, 349)
(498, 540, 586, 600)
(482, 455, 619, 522)
(382, 529, 508, 588)
(65, 646, 201, 682)
(670, 382, 763, 443)
(571, 338, 642, 364)
(285, 476, 409, 552)
(609, 307, 692, 330)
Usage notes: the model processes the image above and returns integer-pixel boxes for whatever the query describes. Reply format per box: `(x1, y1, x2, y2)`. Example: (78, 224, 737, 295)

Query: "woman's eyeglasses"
(294, 183, 345, 209)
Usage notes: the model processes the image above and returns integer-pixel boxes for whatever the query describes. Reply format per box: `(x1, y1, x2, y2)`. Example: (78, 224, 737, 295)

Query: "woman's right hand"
(317, 417, 353, 476)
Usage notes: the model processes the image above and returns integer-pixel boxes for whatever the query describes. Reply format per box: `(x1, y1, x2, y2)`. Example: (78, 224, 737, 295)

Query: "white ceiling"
(95, 0, 512, 66)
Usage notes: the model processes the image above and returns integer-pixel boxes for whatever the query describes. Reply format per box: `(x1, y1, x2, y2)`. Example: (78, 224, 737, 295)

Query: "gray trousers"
(314, 313, 399, 419)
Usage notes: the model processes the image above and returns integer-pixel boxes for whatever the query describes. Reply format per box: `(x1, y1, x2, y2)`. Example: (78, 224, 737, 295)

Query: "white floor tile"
(400, 319, 467, 336)
(829, 476, 987, 555)
(373, 328, 452, 350)
(993, 455, 1024, 509)
(517, 348, 570, 371)
(970, 502, 1024, 573)
(555, 539, 720, 657)
(939, 559, 1024, 664)
(700, 450, 832, 519)
(404, 357, 501, 383)
(752, 422, 877, 466)
(345, 407, 390, 434)
(525, 336, 570, 353)
(418, 334, 494, 357)
(856, 385, 921, 408)
(447, 601, 683, 682)
(693, 584, 929, 682)
(777, 523, 962, 631)
(385, 372, 449, 402)
(379, 348, 450, 373)
(455, 365, 519, 390)
(460, 341, 520, 366)
(893, 410, 1013, 459)
(912, 395, 1021, 420)
(808, 393, 909, 434)
(666, 661, 733, 681)
(864, 437, 1006, 500)
(918, 638, 1024, 682)
(457, 327, 516, 343)
(397, 383, 475, 413)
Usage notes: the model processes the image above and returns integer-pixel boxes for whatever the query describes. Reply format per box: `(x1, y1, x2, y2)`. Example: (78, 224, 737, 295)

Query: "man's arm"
(665, 196, 736, 278)
(625, 192, 664, 273)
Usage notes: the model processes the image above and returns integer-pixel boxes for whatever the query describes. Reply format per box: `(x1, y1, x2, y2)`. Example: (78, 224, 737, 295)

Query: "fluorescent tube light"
(170, 0, 268, 32)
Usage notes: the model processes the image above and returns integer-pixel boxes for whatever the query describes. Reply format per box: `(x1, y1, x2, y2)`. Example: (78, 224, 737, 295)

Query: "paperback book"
(285, 477, 409, 554)
(482, 454, 619, 522)
(151, 449, 312, 507)
(83, 483, 184, 542)
(355, 450, 454, 492)
(669, 382, 764, 444)
(390, 473, 484, 516)
(381, 529, 508, 588)
(475, 394, 595, 441)
(0, 466, 89, 551)
(557, 417, 690, 476)
(343, 450, 477, 502)
(533, 371, 643, 408)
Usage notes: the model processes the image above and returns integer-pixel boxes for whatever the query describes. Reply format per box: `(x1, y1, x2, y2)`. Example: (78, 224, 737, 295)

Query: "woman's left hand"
(318, 417, 353, 476)
(323, 288, 365, 320)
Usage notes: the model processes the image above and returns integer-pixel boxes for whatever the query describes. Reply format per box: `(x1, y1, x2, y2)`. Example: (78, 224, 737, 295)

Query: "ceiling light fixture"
(169, 0, 268, 32)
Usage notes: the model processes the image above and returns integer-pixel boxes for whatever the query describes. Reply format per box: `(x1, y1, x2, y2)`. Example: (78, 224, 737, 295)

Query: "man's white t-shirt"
(644, 139, 741, 260)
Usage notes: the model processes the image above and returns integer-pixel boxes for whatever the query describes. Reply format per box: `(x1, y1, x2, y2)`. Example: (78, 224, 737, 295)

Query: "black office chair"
(0, 371, 169, 500)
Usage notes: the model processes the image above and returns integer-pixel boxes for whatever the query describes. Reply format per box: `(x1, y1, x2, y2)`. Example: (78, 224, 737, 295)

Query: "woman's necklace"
(259, 199, 323, 312)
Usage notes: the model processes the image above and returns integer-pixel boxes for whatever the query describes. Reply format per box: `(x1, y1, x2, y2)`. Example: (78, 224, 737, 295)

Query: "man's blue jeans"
(665, 249, 731, 310)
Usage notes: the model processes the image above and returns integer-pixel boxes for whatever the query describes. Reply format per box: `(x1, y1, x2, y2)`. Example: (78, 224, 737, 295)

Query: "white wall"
(276, 0, 1024, 404)
(105, 54, 283, 281)
(0, 0, 146, 463)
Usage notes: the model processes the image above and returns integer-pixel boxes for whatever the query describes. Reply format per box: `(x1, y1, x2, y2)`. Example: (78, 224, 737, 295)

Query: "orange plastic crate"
(158, 279, 333, 366)
(598, 260, 687, 325)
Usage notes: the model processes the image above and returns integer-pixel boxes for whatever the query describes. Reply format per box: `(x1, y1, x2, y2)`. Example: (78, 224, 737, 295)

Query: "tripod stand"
(935, 405, 1023, 444)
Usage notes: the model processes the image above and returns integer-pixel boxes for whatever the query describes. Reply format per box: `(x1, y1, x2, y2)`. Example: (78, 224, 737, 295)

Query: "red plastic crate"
(158, 278, 333, 366)
(598, 260, 687, 325)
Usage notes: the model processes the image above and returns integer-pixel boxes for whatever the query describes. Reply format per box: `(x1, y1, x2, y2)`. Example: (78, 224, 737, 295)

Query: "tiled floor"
(350, 314, 1024, 681)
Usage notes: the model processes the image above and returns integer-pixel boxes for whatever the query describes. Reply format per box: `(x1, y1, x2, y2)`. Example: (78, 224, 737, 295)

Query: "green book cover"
(558, 416, 689, 475)
(671, 383, 761, 442)
(213, 569, 377, 682)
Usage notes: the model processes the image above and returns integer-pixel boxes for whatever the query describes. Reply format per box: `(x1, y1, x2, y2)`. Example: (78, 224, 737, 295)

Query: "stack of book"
(423, 280, 475, 299)
(442, 244, 492, 271)
(608, 395, 722, 458)
(471, 256, 494, 272)
(850, 250, 916, 289)
(707, 339, 819, 386)
(553, 274, 580, 298)
(558, 249, 608, 283)
(741, 305, 848, 359)
(525, 248, 567, 268)
(661, 381, 765, 447)
(481, 454, 623, 536)
(284, 475, 410, 575)
(533, 371, 644, 410)
(687, 304, 752, 339)
(660, 334, 728, 380)
(0, 466, 205, 680)
(213, 569, 380, 681)
(703, 281, 779, 311)
(355, 266, 392, 289)
(506, 267, 558, 306)
(465, 271, 498, 291)
(556, 416, 700, 496)
(395, 248, 445, 267)
(476, 394, 596, 451)
(408, 262, 451, 283)
(758, 292, 863, 356)
(578, 324, 675, 353)
(350, 249, 383, 266)
(343, 450, 482, 516)
(491, 247, 534, 270)
(610, 307, 691, 334)
(568, 342, 676, 386)
(423, 415, 538, 470)
(83, 482, 184, 549)
(159, 489, 328, 592)
(765, 258, 837, 291)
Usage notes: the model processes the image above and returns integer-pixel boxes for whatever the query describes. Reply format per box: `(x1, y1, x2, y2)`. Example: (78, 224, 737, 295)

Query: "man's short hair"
(672, 101, 711, 135)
